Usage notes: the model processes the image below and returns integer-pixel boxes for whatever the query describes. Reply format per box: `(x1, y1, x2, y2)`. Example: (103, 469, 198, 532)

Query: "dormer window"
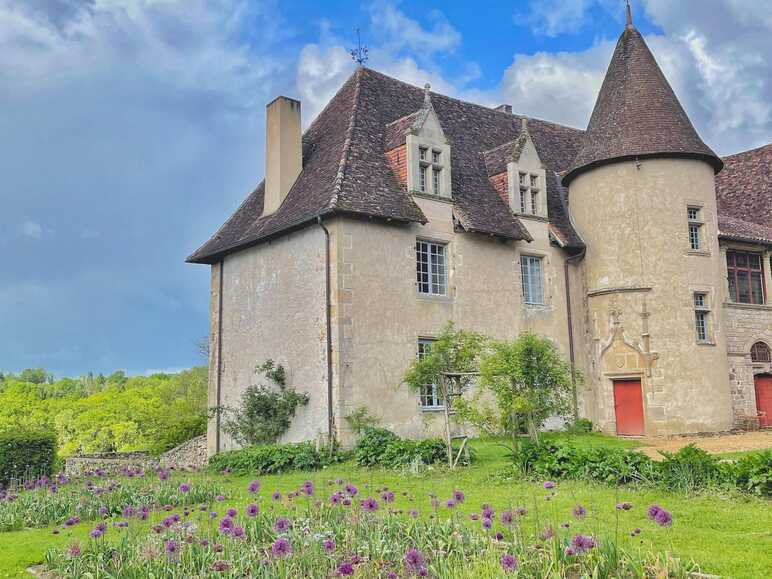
(403, 87, 451, 198)
(515, 172, 540, 215)
(417, 146, 445, 196)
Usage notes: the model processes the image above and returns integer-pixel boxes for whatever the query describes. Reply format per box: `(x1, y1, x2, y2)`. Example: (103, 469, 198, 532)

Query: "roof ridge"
(722, 142, 772, 159)
(329, 67, 364, 210)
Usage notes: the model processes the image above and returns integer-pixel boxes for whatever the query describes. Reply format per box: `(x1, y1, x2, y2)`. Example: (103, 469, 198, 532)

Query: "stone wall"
(160, 435, 207, 471)
(64, 452, 158, 477)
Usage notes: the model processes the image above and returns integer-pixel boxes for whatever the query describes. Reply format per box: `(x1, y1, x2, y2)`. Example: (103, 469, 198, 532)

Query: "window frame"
(416, 240, 448, 297)
(693, 292, 710, 343)
(751, 341, 771, 363)
(416, 146, 444, 196)
(514, 172, 541, 216)
(687, 206, 703, 251)
(417, 338, 444, 410)
(520, 254, 545, 306)
(726, 250, 766, 305)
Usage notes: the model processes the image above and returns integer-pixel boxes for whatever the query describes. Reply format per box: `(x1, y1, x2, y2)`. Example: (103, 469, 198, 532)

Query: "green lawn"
(2, 434, 770, 578)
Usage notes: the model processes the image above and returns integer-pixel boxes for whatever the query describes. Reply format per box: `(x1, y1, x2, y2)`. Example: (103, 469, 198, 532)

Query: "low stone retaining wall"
(64, 452, 158, 477)
(160, 435, 207, 471)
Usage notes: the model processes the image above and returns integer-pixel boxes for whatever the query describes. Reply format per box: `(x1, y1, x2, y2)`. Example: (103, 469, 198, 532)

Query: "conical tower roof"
(562, 17, 722, 185)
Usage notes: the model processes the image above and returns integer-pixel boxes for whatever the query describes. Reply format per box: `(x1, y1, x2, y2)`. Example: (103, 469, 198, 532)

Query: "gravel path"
(638, 430, 772, 459)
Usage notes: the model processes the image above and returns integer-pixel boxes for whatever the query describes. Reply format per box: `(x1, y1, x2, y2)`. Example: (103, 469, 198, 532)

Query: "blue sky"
(2, 0, 771, 377)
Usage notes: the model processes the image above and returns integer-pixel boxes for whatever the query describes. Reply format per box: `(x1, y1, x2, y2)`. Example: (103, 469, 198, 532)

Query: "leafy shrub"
(354, 427, 400, 467)
(567, 418, 593, 433)
(380, 439, 447, 468)
(657, 444, 726, 493)
(0, 431, 56, 486)
(218, 361, 309, 446)
(732, 450, 772, 496)
(208, 442, 326, 475)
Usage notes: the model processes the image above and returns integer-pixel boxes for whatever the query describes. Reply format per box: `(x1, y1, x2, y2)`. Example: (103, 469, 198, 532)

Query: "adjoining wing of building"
(188, 13, 772, 454)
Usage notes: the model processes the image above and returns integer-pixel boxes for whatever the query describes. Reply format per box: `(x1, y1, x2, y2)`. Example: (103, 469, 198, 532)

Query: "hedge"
(207, 442, 327, 475)
(0, 431, 57, 486)
(354, 427, 450, 468)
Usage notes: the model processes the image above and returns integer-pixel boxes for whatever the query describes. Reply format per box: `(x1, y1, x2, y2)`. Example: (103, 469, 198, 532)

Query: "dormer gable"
(483, 118, 548, 219)
(385, 84, 452, 198)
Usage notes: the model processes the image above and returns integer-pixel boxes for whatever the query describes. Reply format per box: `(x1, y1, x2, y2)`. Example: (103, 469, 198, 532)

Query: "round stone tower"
(564, 9, 733, 436)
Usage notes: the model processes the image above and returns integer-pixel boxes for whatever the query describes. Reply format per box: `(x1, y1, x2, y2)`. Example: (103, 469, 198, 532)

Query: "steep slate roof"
(716, 143, 772, 245)
(563, 21, 722, 185)
(189, 67, 586, 263)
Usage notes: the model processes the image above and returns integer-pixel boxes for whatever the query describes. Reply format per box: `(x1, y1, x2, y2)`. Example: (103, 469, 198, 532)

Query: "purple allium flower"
(218, 517, 234, 533)
(570, 534, 596, 553)
(179, 482, 191, 494)
(271, 537, 292, 558)
(573, 505, 587, 519)
(453, 489, 465, 503)
(226, 507, 238, 518)
(343, 498, 352, 506)
(215, 494, 226, 502)
(272, 490, 282, 501)
(381, 490, 395, 503)
(404, 548, 425, 570)
(543, 481, 556, 490)
(211, 560, 230, 572)
(409, 509, 419, 518)
(98, 505, 108, 516)
(387, 573, 398, 579)
(495, 532, 504, 541)
(273, 517, 292, 532)
(616, 502, 633, 511)
(67, 543, 81, 558)
(647, 504, 673, 527)
(122, 506, 135, 518)
(165, 539, 178, 555)
(445, 499, 456, 509)
(541, 526, 554, 540)
(500, 553, 518, 572)
(481, 504, 495, 519)
(247, 480, 261, 494)
(418, 568, 428, 577)
(246, 503, 259, 517)
(233, 526, 245, 538)
(301, 480, 315, 496)
(213, 543, 224, 553)
(345, 484, 358, 496)
(337, 561, 355, 576)
(323, 538, 336, 553)
(516, 506, 528, 517)
(114, 521, 129, 528)
(565, 546, 577, 557)
(501, 511, 514, 525)
(89, 526, 104, 539)
(152, 524, 163, 534)
(95, 522, 107, 532)
(361, 497, 379, 512)
(158, 469, 170, 481)
(482, 517, 493, 530)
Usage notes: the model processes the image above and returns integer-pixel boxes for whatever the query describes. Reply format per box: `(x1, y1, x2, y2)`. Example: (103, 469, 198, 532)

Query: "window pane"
(531, 191, 538, 215)
(519, 188, 527, 213)
(521, 256, 544, 305)
(738, 271, 751, 303)
(432, 150, 440, 164)
(728, 271, 737, 302)
(419, 165, 427, 192)
(751, 272, 764, 304)
(416, 242, 430, 294)
(736, 252, 748, 267)
(749, 254, 762, 270)
(695, 311, 707, 342)
(689, 224, 700, 250)
(432, 168, 441, 194)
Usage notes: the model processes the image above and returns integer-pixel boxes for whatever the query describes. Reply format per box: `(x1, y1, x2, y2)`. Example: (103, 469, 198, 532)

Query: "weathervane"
(349, 28, 369, 66)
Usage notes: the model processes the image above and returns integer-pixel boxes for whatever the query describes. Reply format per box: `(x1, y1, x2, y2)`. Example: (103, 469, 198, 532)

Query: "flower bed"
(43, 478, 695, 578)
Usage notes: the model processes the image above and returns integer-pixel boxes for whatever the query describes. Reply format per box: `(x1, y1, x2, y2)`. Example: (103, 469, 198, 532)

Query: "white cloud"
(523, 0, 594, 37)
(369, 1, 461, 56)
(20, 220, 43, 240)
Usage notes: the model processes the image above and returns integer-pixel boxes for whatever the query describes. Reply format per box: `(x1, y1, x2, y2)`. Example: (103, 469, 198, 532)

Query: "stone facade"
(160, 435, 208, 471)
(64, 452, 158, 477)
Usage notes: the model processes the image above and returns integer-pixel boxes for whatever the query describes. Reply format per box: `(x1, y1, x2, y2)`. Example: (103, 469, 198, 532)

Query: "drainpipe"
(317, 216, 334, 445)
(564, 247, 586, 421)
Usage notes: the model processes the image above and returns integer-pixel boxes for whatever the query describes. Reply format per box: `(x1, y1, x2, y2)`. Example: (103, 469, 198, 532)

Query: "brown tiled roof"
(563, 24, 722, 185)
(188, 67, 587, 264)
(716, 143, 772, 245)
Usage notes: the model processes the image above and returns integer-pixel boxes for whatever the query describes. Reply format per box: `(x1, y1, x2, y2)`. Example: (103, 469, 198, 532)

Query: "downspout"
(215, 261, 224, 453)
(317, 216, 334, 445)
(564, 247, 586, 421)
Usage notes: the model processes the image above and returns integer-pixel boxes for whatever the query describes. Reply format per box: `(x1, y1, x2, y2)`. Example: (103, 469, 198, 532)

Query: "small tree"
(403, 322, 485, 467)
(218, 360, 309, 446)
(455, 333, 575, 451)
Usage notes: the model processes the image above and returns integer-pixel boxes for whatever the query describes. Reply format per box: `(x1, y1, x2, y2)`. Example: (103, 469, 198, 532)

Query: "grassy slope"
(1, 434, 770, 578)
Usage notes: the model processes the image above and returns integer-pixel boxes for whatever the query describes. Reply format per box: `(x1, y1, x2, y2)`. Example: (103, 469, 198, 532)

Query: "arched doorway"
(755, 374, 772, 428)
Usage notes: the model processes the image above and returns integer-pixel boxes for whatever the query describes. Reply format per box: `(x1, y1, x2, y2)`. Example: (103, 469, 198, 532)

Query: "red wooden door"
(755, 375, 772, 428)
(614, 380, 644, 436)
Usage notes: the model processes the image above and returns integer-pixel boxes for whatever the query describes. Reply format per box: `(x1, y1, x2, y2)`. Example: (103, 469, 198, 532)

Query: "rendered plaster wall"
(208, 225, 330, 453)
(334, 195, 572, 445)
(569, 158, 733, 436)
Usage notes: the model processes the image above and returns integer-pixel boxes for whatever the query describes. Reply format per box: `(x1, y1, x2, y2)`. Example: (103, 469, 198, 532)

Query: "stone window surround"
(720, 243, 772, 307)
(725, 248, 767, 305)
(415, 233, 454, 301)
(687, 203, 704, 251)
(519, 250, 548, 307)
(690, 284, 717, 346)
(406, 134, 452, 199)
(507, 162, 547, 219)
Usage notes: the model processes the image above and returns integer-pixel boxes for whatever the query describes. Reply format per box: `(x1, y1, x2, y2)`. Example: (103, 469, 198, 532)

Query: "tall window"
(416, 240, 447, 296)
(751, 341, 771, 363)
(516, 172, 540, 214)
(727, 251, 765, 304)
(417, 339, 443, 409)
(693, 292, 710, 343)
(687, 206, 703, 250)
(417, 146, 443, 196)
(521, 255, 544, 305)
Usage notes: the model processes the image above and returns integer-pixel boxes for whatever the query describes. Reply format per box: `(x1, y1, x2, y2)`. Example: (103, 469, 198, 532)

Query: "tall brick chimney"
(263, 96, 302, 216)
